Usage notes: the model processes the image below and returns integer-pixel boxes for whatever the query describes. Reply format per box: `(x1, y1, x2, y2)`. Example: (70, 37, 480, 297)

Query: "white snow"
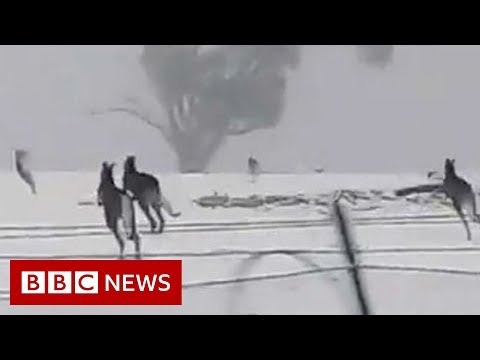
(1, 171, 480, 315)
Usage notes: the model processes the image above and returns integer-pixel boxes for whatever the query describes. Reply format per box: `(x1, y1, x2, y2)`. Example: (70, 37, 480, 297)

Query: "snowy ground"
(1, 171, 480, 315)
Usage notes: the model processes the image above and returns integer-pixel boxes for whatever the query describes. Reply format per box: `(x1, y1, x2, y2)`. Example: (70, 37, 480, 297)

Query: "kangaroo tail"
(468, 191, 480, 223)
(159, 193, 181, 218)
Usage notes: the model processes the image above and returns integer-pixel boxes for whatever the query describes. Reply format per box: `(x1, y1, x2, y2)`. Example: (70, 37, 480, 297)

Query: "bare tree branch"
(90, 106, 174, 146)
(228, 128, 254, 136)
(227, 122, 263, 136)
(90, 107, 163, 132)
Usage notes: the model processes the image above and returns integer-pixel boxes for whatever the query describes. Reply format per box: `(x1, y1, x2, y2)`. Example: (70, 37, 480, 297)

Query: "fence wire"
(2, 204, 480, 313)
(2, 264, 480, 303)
(3, 245, 480, 261)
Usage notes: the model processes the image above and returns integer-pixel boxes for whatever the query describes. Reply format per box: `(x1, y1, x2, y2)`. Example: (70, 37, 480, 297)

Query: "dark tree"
(137, 45, 301, 173)
(93, 45, 393, 173)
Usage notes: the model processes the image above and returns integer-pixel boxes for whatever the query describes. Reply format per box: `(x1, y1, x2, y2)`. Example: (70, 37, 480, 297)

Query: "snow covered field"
(2, 171, 480, 315)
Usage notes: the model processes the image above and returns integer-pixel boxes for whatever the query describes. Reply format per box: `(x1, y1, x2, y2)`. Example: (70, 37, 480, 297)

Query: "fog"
(0, 45, 479, 174)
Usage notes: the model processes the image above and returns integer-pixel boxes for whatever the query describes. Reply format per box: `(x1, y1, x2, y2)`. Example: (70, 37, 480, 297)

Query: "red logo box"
(10, 260, 182, 306)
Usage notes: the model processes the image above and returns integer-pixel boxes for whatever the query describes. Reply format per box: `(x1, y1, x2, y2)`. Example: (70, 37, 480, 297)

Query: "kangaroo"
(97, 162, 141, 259)
(443, 158, 480, 241)
(248, 156, 260, 182)
(123, 155, 181, 234)
(14, 149, 36, 195)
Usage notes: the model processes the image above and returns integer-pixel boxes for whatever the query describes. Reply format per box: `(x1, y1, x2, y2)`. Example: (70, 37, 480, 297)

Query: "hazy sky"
(0, 45, 479, 174)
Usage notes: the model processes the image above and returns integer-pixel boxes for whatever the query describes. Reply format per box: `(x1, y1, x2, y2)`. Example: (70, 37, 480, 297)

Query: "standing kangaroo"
(123, 156, 181, 234)
(97, 162, 141, 259)
(248, 156, 260, 183)
(443, 158, 480, 241)
(14, 149, 36, 195)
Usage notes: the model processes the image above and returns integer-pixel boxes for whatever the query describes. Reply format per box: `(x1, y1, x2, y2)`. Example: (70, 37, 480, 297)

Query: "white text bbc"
(21, 271, 171, 294)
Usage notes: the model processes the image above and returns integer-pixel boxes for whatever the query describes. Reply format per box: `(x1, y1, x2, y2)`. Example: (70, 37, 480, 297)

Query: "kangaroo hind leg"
(108, 216, 126, 259)
(133, 236, 142, 260)
(121, 194, 139, 241)
(152, 199, 165, 234)
(139, 200, 157, 233)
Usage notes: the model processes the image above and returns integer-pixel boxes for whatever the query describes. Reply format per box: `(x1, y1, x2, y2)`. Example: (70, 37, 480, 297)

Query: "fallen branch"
(395, 183, 444, 197)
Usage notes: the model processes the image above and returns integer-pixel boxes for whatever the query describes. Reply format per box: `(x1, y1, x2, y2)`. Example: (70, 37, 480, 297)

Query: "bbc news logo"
(21, 271, 100, 294)
(10, 260, 182, 306)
